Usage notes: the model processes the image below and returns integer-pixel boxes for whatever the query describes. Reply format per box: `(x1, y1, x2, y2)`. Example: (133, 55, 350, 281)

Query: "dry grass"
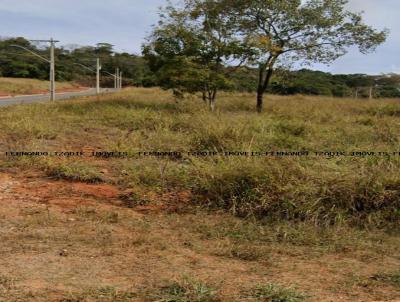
(1, 88, 399, 226)
(0, 77, 79, 95)
(0, 88, 399, 301)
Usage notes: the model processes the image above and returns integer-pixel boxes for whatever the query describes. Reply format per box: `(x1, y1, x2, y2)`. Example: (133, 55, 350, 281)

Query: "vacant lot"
(0, 77, 81, 96)
(0, 88, 399, 301)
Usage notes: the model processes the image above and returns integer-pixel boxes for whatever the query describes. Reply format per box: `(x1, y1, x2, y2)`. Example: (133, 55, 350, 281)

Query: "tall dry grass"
(0, 88, 399, 227)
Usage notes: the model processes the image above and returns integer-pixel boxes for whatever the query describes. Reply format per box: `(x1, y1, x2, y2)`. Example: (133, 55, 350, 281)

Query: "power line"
(2, 39, 126, 92)
(8, 38, 59, 101)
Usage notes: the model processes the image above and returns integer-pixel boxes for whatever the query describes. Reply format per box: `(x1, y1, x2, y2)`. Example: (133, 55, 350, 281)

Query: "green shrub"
(45, 161, 104, 183)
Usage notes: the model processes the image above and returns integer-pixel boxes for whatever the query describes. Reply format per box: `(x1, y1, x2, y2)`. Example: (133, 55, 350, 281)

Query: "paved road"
(0, 88, 118, 107)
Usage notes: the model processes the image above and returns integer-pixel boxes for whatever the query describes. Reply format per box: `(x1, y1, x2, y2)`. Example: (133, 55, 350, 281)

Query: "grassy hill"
(0, 89, 399, 301)
(0, 77, 80, 96)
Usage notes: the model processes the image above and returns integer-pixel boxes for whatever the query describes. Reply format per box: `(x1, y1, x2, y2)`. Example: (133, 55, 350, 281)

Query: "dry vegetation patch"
(0, 88, 399, 301)
(0, 77, 82, 96)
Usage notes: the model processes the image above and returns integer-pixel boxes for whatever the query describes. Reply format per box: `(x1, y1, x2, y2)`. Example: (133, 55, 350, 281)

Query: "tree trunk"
(257, 66, 266, 113)
(202, 91, 207, 103)
(209, 98, 216, 112)
(256, 56, 277, 113)
(256, 89, 264, 113)
(209, 89, 217, 112)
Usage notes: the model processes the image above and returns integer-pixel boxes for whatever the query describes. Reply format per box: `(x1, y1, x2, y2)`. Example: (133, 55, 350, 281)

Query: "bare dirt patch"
(0, 171, 399, 301)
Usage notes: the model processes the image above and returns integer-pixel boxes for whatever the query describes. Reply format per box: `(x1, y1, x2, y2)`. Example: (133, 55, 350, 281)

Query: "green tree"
(0, 37, 153, 87)
(233, 0, 388, 111)
(345, 74, 374, 98)
(143, 0, 245, 111)
(375, 74, 400, 98)
(0, 37, 48, 79)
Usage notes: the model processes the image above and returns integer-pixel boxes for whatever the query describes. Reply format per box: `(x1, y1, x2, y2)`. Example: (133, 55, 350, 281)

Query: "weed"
(147, 277, 219, 302)
(371, 272, 400, 287)
(118, 191, 150, 208)
(45, 161, 104, 183)
(61, 286, 136, 302)
(245, 283, 306, 302)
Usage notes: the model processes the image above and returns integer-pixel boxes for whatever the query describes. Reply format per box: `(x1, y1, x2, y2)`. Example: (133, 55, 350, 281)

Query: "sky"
(0, 0, 398, 75)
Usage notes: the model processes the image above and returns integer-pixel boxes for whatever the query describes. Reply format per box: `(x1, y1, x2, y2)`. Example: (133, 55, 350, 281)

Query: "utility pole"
(49, 38, 56, 101)
(32, 38, 58, 101)
(96, 58, 101, 94)
(120, 71, 123, 89)
(116, 68, 120, 90)
(73, 61, 100, 93)
(100, 69, 118, 90)
(11, 38, 59, 101)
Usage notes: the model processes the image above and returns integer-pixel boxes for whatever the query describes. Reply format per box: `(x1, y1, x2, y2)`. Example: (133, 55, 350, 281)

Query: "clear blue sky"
(0, 0, 398, 75)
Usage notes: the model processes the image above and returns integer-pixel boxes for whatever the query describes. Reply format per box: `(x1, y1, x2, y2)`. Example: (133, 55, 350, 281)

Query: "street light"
(10, 38, 59, 101)
(9, 45, 50, 63)
(116, 68, 119, 90)
(96, 58, 101, 94)
(73, 58, 102, 94)
(101, 69, 120, 90)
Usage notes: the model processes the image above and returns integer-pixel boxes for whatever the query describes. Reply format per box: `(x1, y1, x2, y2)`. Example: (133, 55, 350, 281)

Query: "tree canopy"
(143, 0, 249, 110)
(231, 0, 388, 111)
(143, 0, 388, 111)
(0, 37, 154, 87)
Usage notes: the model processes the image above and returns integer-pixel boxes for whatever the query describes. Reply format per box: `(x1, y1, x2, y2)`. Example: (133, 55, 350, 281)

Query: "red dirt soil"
(0, 171, 399, 302)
